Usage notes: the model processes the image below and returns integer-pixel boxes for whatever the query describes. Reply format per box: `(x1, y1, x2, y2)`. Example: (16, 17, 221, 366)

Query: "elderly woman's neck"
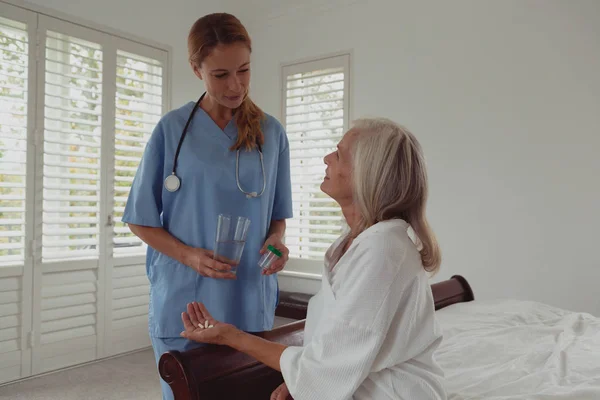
(341, 204, 360, 236)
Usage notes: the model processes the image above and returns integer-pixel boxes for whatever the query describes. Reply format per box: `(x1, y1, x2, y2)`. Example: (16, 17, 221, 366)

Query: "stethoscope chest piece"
(164, 173, 181, 192)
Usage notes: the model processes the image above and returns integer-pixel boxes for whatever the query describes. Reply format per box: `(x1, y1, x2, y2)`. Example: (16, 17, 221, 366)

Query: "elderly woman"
(179, 118, 447, 400)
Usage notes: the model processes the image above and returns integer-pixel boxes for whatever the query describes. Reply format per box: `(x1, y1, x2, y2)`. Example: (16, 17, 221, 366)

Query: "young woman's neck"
(201, 94, 233, 123)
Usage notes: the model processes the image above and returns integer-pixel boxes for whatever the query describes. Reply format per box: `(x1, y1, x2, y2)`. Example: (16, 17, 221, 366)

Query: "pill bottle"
(258, 245, 282, 271)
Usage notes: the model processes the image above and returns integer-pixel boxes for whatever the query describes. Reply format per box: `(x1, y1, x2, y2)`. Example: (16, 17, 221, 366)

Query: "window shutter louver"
(282, 55, 349, 261)
(0, 17, 29, 267)
(112, 50, 163, 257)
(42, 31, 102, 262)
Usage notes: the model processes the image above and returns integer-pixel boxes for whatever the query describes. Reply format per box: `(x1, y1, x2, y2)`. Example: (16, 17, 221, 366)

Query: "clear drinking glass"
(213, 214, 251, 274)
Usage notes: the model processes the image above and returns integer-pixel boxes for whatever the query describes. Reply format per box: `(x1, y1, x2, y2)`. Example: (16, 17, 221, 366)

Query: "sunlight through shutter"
(42, 31, 102, 262)
(0, 16, 29, 267)
(112, 50, 163, 257)
(282, 55, 349, 260)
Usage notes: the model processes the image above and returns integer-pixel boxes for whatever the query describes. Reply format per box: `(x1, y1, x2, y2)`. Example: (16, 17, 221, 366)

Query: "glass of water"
(213, 214, 251, 274)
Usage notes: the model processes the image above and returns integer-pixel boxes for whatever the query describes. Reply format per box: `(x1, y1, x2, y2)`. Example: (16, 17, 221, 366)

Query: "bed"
(158, 275, 600, 399)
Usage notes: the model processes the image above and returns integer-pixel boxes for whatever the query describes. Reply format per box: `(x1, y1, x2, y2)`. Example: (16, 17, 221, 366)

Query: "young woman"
(121, 13, 293, 400)
(179, 118, 447, 400)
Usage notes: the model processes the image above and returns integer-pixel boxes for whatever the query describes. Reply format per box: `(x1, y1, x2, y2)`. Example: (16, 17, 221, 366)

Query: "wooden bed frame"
(158, 274, 474, 400)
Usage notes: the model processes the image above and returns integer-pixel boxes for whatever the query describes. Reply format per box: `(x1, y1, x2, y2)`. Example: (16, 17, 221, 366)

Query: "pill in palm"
(204, 320, 209, 329)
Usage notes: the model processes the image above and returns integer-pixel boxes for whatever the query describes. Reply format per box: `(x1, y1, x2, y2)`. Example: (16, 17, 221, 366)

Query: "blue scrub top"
(121, 101, 293, 337)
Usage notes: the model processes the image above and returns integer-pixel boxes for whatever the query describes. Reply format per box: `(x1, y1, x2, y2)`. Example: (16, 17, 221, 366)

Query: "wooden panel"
(0, 315, 19, 329)
(113, 285, 148, 299)
(40, 348, 96, 374)
(112, 264, 145, 278)
(112, 275, 148, 289)
(112, 295, 147, 310)
(41, 326, 96, 345)
(112, 305, 147, 321)
(0, 290, 20, 304)
(0, 303, 19, 317)
(42, 281, 96, 298)
(0, 365, 21, 385)
(38, 334, 96, 359)
(41, 315, 96, 335)
(0, 327, 19, 342)
(0, 276, 21, 383)
(110, 324, 151, 356)
(42, 293, 96, 310)
(0, 350, 21, 369)
(112, 314, 147, 331)
(34, 266, 98, 373)
(41, 304, 96, 322)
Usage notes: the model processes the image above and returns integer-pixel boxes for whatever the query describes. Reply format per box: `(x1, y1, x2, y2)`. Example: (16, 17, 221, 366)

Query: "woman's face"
(193, 42, 251, 109)
(321, 129, 357, 206)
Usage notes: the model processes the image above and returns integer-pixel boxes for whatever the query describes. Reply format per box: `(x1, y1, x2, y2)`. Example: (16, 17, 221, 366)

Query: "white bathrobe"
(279, 219, 447, 400)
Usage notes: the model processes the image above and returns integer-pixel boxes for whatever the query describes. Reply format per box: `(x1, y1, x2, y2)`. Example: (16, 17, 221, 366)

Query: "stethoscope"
(164, 92, 266, 199)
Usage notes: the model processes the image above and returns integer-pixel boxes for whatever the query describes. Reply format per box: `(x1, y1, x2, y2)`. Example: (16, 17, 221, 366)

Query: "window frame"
(279, 51, 353, 277)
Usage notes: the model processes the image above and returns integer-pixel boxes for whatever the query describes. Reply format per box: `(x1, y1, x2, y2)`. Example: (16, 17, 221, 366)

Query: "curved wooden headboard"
(276, 274, 475, 320)
(158, 275, 475, 400)
(431, 274, 475, 310)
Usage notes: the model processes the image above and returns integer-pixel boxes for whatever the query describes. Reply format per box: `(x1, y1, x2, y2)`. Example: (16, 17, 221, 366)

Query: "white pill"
(209, 325, 214, 328)
(197, 323, 204, 328)
(204, 320, 209, 329)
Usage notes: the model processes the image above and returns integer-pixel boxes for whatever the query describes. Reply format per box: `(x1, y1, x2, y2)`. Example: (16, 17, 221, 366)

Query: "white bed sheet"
(435, 299, 600, 400)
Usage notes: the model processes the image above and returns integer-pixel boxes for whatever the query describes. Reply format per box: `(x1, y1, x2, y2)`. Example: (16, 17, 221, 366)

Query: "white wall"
(243, 0, 600, 316)
(19, 0, 226, 108)
(16, 0, 600, 316)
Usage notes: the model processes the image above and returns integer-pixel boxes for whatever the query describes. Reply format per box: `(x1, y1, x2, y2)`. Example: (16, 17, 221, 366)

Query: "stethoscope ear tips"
(246, 192, 258, 199)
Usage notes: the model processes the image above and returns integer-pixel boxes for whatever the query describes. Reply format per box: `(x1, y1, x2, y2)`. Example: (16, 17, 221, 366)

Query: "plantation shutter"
(31, 17, 106, 375)
(0, 15, 28, 268)
(282, 54, 350, 263)
(0, 2, 170, 384)
(0, 4, 36, 384)
(41, 30, 102, 262)
(112, 50, 163, 258)
(106, 46, 165, 356)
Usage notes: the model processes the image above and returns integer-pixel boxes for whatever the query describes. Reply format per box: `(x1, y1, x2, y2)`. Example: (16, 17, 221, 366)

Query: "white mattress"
(435, 299, 600, 399)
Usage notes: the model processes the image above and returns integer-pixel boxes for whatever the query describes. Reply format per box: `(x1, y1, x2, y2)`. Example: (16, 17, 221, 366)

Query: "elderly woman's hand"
(270, 382, 292, 400)
(180, 302, 236, 345)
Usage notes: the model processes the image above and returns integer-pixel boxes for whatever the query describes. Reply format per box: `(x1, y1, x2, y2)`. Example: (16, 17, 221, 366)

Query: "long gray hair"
(350, 118, 441, 274)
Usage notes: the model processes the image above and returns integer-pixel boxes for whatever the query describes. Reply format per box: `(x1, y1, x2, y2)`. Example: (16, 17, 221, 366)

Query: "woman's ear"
(191, 63, 203, 80)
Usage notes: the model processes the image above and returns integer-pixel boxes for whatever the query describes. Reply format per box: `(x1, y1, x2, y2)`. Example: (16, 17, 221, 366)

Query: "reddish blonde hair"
(188, 13, 264, 151)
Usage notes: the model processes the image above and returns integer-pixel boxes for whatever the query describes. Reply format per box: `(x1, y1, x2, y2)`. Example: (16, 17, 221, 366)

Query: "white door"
(1, 4, 169, 381)
(105, 41, 167, 356)
(0, 2, 36, 384)
(30, 15, 107, 375)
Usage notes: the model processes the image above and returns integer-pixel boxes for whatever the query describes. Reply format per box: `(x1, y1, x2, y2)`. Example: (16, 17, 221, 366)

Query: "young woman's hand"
(260, 235, 289, 275)
(184, 248, 237, 279)
(180, 302, 236, 345)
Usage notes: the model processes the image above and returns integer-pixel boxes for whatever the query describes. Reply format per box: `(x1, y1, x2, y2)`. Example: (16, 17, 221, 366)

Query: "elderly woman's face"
(321, 129, 356, 206)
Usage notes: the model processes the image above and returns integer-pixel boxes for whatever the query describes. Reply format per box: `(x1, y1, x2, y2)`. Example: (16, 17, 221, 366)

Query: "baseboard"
(0, 346, 153, 388)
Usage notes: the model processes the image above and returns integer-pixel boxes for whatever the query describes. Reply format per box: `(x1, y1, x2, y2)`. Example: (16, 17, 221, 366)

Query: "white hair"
(349, 117, 441, 274)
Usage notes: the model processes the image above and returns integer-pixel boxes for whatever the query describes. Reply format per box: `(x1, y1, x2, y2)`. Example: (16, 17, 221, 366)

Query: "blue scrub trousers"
(151, 336, 207, 400)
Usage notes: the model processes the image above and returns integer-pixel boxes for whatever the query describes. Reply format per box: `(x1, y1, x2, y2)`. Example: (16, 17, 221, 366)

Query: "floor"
(0, 349, 161, 400)
(0, 317, 296, 400)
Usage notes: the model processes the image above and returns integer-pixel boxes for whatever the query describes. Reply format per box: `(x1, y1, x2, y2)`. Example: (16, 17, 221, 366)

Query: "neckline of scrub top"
(193, 102, 239, 149)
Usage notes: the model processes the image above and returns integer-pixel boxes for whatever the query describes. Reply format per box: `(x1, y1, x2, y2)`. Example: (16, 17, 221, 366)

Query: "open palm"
(180, 302, 234, 345)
